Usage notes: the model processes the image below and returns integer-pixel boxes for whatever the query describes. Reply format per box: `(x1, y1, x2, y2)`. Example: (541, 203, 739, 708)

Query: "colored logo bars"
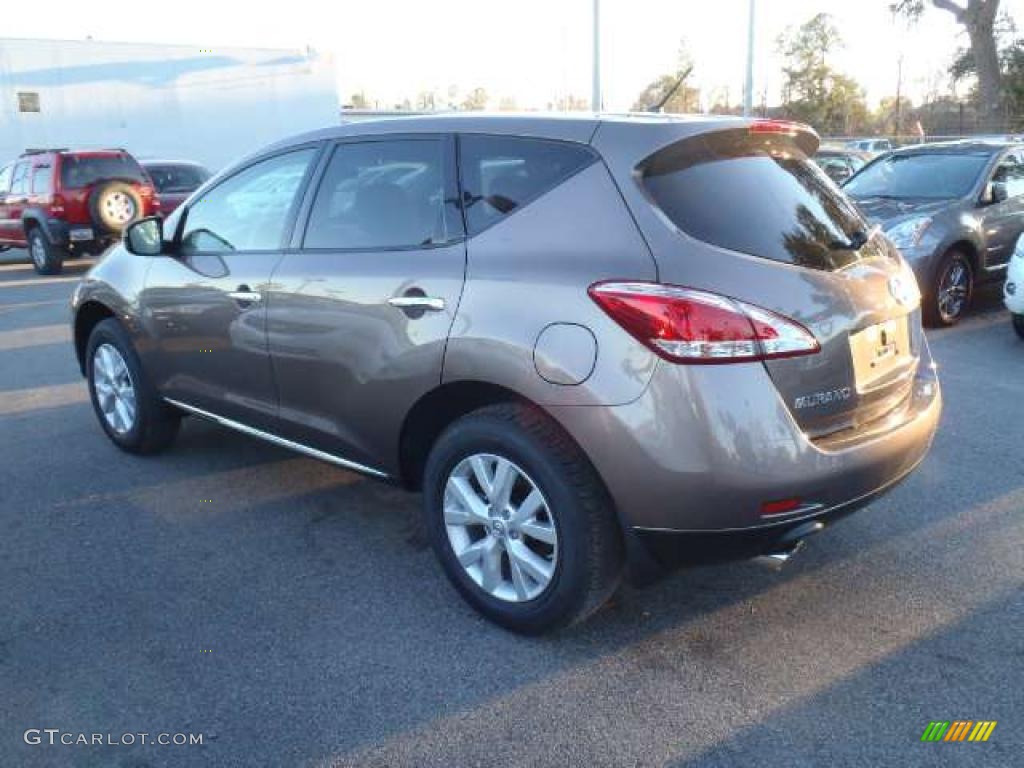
(921, 721, 997, 742)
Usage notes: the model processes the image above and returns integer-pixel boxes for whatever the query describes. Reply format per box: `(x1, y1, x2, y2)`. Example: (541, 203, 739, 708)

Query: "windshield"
(844, 152, 990, 199)
(60, 154, 147, 189)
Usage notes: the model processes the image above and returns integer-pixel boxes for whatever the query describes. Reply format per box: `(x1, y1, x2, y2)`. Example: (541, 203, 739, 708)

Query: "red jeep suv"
(0, 148, 159, 274)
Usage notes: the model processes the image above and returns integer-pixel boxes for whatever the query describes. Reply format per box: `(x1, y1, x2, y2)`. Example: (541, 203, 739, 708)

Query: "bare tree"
(893, 1, 1002, 128)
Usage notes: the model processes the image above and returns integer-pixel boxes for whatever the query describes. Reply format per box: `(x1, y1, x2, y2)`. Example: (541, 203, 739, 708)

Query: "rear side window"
(32, 164, 53, 195)
(640, 129, 868, 271)
(304, 139, 457, 250)
(0, 165, 12, 192)
(60, 154, 147, 189)
(458, 135, 595, 235)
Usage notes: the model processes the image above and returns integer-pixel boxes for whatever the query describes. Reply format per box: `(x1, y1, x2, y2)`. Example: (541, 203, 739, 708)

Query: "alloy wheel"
(92, 343, 137, 434)
(104, 192, 137, 224)
(30, 235, 46, 270)
(443, 453, 558, 603)
(937, 256, 970, 323)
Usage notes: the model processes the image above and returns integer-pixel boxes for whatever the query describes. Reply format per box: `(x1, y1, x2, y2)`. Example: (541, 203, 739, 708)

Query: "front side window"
(304, 139, 455, 250)
(458, 135, 596, 235)
(641, 128, 868, 271)
(844, 152, 990, 200)
(10, 163, 30, 194)
(181, 149, 315, 255)
(991, 155, 1024, 199)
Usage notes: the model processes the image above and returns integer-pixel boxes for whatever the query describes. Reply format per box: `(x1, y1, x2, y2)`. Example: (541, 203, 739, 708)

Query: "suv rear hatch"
(615, 119, 922, 439)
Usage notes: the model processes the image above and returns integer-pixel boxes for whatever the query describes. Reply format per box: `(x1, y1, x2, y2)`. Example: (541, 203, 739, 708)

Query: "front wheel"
(423, 404, 623, 634)
(86, 318, 180, 454)
(925, 249, 973, 327)
(1013, 314, 1024, 340)
(27, 228, 65, 275)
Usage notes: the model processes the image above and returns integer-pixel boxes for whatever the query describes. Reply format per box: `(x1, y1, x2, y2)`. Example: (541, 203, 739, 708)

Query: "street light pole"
(743, 0, 755, 116)
(592, 0, 601, 111)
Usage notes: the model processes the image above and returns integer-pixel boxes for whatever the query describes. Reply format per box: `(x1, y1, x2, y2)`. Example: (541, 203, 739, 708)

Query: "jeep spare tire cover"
(89, 182, 144, 234)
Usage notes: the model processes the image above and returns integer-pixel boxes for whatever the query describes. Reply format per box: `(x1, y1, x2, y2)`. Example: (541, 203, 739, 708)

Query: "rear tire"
(423, 403, 623, 634)
(924, 249, 973, 327)
(1013, 314, 1024, 340)
(27, 227, 64, 275)
(86, 318, 180, 454)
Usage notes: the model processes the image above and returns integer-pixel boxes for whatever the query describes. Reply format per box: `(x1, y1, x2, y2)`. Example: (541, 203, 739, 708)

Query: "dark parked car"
(814, 147, 872, 184)
(846, 138, 894, 156)
(71, 115, 941, 633)
(844, 140, 1024, 325)
(0, 148, 159, 274)
(141, 160, 211, 214)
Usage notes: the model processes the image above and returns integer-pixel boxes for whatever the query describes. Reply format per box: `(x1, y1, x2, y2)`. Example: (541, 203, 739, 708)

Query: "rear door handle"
(228, 285, 262, 304)
(387, 296, 446, 312)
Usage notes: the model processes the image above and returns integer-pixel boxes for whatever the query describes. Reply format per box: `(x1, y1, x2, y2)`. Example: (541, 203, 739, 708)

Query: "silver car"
(71, 115, 942, 633)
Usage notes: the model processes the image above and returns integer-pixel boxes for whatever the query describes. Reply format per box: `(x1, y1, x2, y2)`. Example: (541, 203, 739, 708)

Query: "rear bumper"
(547, 336, 941, 555)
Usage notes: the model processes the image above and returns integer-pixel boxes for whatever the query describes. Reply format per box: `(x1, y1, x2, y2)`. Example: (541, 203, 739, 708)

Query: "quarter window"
(304, 139, 454, 250)
(458, 135, 596, 235)
(0, 165, 12, 192)
(181, 149, 315, 255)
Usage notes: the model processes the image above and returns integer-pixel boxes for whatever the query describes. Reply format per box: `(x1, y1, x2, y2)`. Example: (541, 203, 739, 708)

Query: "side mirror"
(124, 216, 163, 256)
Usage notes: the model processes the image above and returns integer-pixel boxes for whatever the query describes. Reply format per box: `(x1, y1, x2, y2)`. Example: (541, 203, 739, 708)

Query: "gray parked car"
(843, 140, 1024, 325)
(71, 115, 941, 633)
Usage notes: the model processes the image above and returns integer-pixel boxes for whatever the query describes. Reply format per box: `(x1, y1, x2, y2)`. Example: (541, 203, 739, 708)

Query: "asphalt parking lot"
(1, 249, 1021, 768)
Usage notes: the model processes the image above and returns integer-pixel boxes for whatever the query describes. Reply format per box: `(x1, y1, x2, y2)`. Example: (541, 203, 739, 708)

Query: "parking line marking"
(0, 324, 71, 351)
(0, 299, 67, 314)
(0, 381, 88, 416)
(0, 276, 83, 289)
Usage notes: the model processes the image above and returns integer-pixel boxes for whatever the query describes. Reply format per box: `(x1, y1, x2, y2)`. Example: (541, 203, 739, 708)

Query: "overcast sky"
(6, 0, 1024, 110)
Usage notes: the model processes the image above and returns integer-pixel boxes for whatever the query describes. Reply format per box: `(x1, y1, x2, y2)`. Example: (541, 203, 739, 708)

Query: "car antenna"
(648, 65, 694, 113)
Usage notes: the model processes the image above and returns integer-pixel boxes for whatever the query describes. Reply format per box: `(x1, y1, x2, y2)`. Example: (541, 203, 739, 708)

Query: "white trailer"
(0, 38, 339, 172)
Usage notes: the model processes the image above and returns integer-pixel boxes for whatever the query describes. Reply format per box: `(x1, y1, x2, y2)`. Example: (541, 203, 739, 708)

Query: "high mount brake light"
(748, 119, 807, 137)
(588, 282, 820, 364)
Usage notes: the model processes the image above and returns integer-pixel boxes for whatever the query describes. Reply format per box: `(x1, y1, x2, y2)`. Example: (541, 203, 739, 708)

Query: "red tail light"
(588, 282, 820, 364)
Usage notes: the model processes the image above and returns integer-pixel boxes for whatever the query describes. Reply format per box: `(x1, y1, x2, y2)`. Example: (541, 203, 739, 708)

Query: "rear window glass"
(145, 164, 209, 193)
(60, 154, 147, 189)
(459, 135, 596, 235)
(843, 152, 990, 200)
(640, 129, 869, 271)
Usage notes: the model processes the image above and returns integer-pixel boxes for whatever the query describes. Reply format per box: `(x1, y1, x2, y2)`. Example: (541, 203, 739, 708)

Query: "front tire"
(423, 403, 623, 634)
(27, 228, 64, 276)
(925, 249, 973, 327)
(86, 318, 180, 454)
(1014, 314, 1024, 340)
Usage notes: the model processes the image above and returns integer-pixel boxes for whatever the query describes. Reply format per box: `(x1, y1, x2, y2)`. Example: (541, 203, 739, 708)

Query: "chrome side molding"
(164, 398, 391, 480)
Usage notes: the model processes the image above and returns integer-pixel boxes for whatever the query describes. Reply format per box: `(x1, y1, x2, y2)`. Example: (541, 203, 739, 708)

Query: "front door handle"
(387, 295, 446, 312)
(228, 285, 262, 305)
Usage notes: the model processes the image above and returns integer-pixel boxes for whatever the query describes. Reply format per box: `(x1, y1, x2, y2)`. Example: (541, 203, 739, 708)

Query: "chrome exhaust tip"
(754, 540, 805, 570)
(754, 521, 824, 570)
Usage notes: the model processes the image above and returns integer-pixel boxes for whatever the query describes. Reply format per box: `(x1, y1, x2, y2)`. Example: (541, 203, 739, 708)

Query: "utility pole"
(743, 0, 755, 116)
(592, 0, 602, 111)
(895, 54, 904, 140)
